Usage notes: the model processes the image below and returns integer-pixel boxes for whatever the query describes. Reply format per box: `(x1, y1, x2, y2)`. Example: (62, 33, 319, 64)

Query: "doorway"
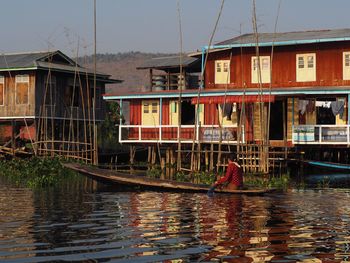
(269, 100, 285, 140)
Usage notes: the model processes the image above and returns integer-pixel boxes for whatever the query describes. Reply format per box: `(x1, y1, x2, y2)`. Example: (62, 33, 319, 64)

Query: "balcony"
(151, 73, 201, 91)
(118, 124, 245, 144)
(292, 125, 350, 144)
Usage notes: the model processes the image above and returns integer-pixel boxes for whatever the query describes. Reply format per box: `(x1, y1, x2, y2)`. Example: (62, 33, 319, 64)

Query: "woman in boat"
(208, 153, 243, 193)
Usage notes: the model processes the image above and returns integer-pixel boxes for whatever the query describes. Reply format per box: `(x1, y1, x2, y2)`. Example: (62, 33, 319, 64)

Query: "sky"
(1, 0, 350, 57)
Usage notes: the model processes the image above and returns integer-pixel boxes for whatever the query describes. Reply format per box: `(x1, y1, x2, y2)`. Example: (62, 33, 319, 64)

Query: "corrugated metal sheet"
(0, 50, 121, 82)
(216, 28, 350, 47)
(0, 51, 50, 69)
(137, 55, 199, 69)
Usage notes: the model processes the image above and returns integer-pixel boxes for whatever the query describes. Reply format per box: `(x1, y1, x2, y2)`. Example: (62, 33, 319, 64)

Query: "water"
(1, 175, 350, 262)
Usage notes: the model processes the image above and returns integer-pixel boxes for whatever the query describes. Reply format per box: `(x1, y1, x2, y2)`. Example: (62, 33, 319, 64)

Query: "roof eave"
(209, 37, 350, 50)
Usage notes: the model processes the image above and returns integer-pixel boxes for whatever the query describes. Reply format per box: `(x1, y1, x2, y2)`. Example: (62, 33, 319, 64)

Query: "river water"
(1, 175, 350, 262)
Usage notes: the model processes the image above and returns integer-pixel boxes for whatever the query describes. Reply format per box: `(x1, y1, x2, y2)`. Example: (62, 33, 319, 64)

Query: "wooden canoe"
(63, 162, 275, 195)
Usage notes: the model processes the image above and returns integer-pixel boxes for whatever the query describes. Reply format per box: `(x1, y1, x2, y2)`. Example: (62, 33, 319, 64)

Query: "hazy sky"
(1, 0, 350, 57)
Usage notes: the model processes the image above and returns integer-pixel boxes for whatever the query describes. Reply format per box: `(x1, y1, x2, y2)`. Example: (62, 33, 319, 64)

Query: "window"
(215, 60, 230, 84)
(143, 103, 149, 113)
(16, 75, 29, 104)
(251, 56, 271, 83)
(151, 102, 158, 113)
(142, 100, 159, 126)
(343, 52, 350, 80)
(296, 53, 316, 82)
(0, 76, 4, 106)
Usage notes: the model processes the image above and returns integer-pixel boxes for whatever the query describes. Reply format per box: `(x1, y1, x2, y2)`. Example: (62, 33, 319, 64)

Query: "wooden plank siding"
(0, 72, 36, 117)
(287, 98, 299, 142)
(35, 72, 106, 121)
(205, 41, 350, 89)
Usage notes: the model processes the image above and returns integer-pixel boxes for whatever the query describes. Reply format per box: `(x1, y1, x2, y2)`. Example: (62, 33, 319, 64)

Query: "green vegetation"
(0, 157, 77, 188)
(317, 176, 330, 188)
(146, 166, 162, 179)
(244, 174, 290, 189)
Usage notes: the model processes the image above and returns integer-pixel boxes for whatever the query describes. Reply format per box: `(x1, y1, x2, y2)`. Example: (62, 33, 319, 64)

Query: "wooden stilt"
(205, 148, 209, 172)
(129, 145, 135, 172)
(147, 146, 152, 170)
(210, 144, 214, 171)
(11, 119, 15, 156)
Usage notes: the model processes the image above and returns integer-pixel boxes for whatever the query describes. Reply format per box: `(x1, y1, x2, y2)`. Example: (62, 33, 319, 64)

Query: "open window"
(251, 56, 270, 83)
(180, 101, 204, 125)
(218, 103, 237, 126)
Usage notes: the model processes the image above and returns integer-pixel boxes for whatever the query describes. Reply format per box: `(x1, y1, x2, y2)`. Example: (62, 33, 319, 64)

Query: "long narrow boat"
(306, 160, 350, 171)
(64, 163, 275, 195)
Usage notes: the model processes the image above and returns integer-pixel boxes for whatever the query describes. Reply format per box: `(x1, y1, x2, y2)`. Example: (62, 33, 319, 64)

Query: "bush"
(0, 157, 77, 188)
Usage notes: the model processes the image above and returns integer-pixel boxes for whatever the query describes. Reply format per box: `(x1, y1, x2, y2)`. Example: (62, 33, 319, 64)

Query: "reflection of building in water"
(0, 185, 35, 259)
(129, 192, 198, 257)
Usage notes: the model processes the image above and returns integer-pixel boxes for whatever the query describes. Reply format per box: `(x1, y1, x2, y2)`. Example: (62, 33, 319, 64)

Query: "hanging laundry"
(306, 100, 315, 113)
(331, 101, 345, 118)
(220, 103, 233, 120)
(298, 100, 309, 115)
(315, 101, 331, 108)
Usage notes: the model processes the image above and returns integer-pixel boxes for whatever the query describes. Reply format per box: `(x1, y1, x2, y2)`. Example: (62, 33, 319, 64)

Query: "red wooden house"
(105, 29, 350, 149)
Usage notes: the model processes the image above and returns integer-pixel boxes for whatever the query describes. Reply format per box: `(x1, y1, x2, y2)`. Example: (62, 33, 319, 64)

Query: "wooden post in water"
(210, 144, 214, 171)
(147, 146, 152, 170)
(205, 148, 209, 172)
(129, 145, 135, 172)
(11, 119, 15, 155)
(151, 146, 156, 167)
(166, 148, 170, 179)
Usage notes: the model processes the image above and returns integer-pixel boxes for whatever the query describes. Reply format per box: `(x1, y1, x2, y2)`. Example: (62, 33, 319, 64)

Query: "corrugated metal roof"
(0, 51, 51, 69)
(0, 50, 122, 83)
(216, 28, 350, 47)
(137, 55, 199, 69)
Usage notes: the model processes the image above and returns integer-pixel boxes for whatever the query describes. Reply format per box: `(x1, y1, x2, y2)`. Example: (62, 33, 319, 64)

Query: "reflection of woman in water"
(210, 153, 243, 192)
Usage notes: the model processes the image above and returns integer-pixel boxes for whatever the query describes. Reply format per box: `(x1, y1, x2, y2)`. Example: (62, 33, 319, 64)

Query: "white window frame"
(296, 53, 316, 82)
(15, 74, 30, 105)
(215, 60, 230, 84)
(251, 56, 271, 84)
(343, 52, 350, 80)
(0, 76, 4, 106)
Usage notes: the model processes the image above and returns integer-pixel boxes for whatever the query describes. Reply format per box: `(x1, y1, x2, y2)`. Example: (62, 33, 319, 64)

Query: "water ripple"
(1, 177, 350, 262)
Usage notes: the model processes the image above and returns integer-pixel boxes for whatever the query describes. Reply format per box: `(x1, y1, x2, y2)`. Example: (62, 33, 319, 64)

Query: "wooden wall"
(0, 71, 35, 117)
(35, 72, 107, 121)
(205, 41, 350, 89)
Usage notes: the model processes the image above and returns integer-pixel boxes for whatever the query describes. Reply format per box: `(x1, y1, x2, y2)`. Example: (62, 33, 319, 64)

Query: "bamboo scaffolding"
(190, 0, 226, 172)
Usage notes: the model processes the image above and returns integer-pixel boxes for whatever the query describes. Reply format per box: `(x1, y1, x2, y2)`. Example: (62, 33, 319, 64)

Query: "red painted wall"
(205, 41, 350, 89)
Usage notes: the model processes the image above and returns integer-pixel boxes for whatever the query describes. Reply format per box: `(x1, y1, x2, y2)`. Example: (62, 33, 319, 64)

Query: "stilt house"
(0, 50, 120, 158)
(104, 29, 350, 165)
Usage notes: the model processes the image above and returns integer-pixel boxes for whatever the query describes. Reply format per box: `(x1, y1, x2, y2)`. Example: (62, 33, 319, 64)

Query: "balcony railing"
(119, 124, 245, 144)
(151, 73, 201, 91)
(292, 125, 350, 144)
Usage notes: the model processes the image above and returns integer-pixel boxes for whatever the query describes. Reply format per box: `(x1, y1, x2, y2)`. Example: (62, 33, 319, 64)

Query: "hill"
(80, 52, 176, 94)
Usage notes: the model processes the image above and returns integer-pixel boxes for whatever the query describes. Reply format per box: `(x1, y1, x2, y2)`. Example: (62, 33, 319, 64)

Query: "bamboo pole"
(176, 1, 183, 171)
